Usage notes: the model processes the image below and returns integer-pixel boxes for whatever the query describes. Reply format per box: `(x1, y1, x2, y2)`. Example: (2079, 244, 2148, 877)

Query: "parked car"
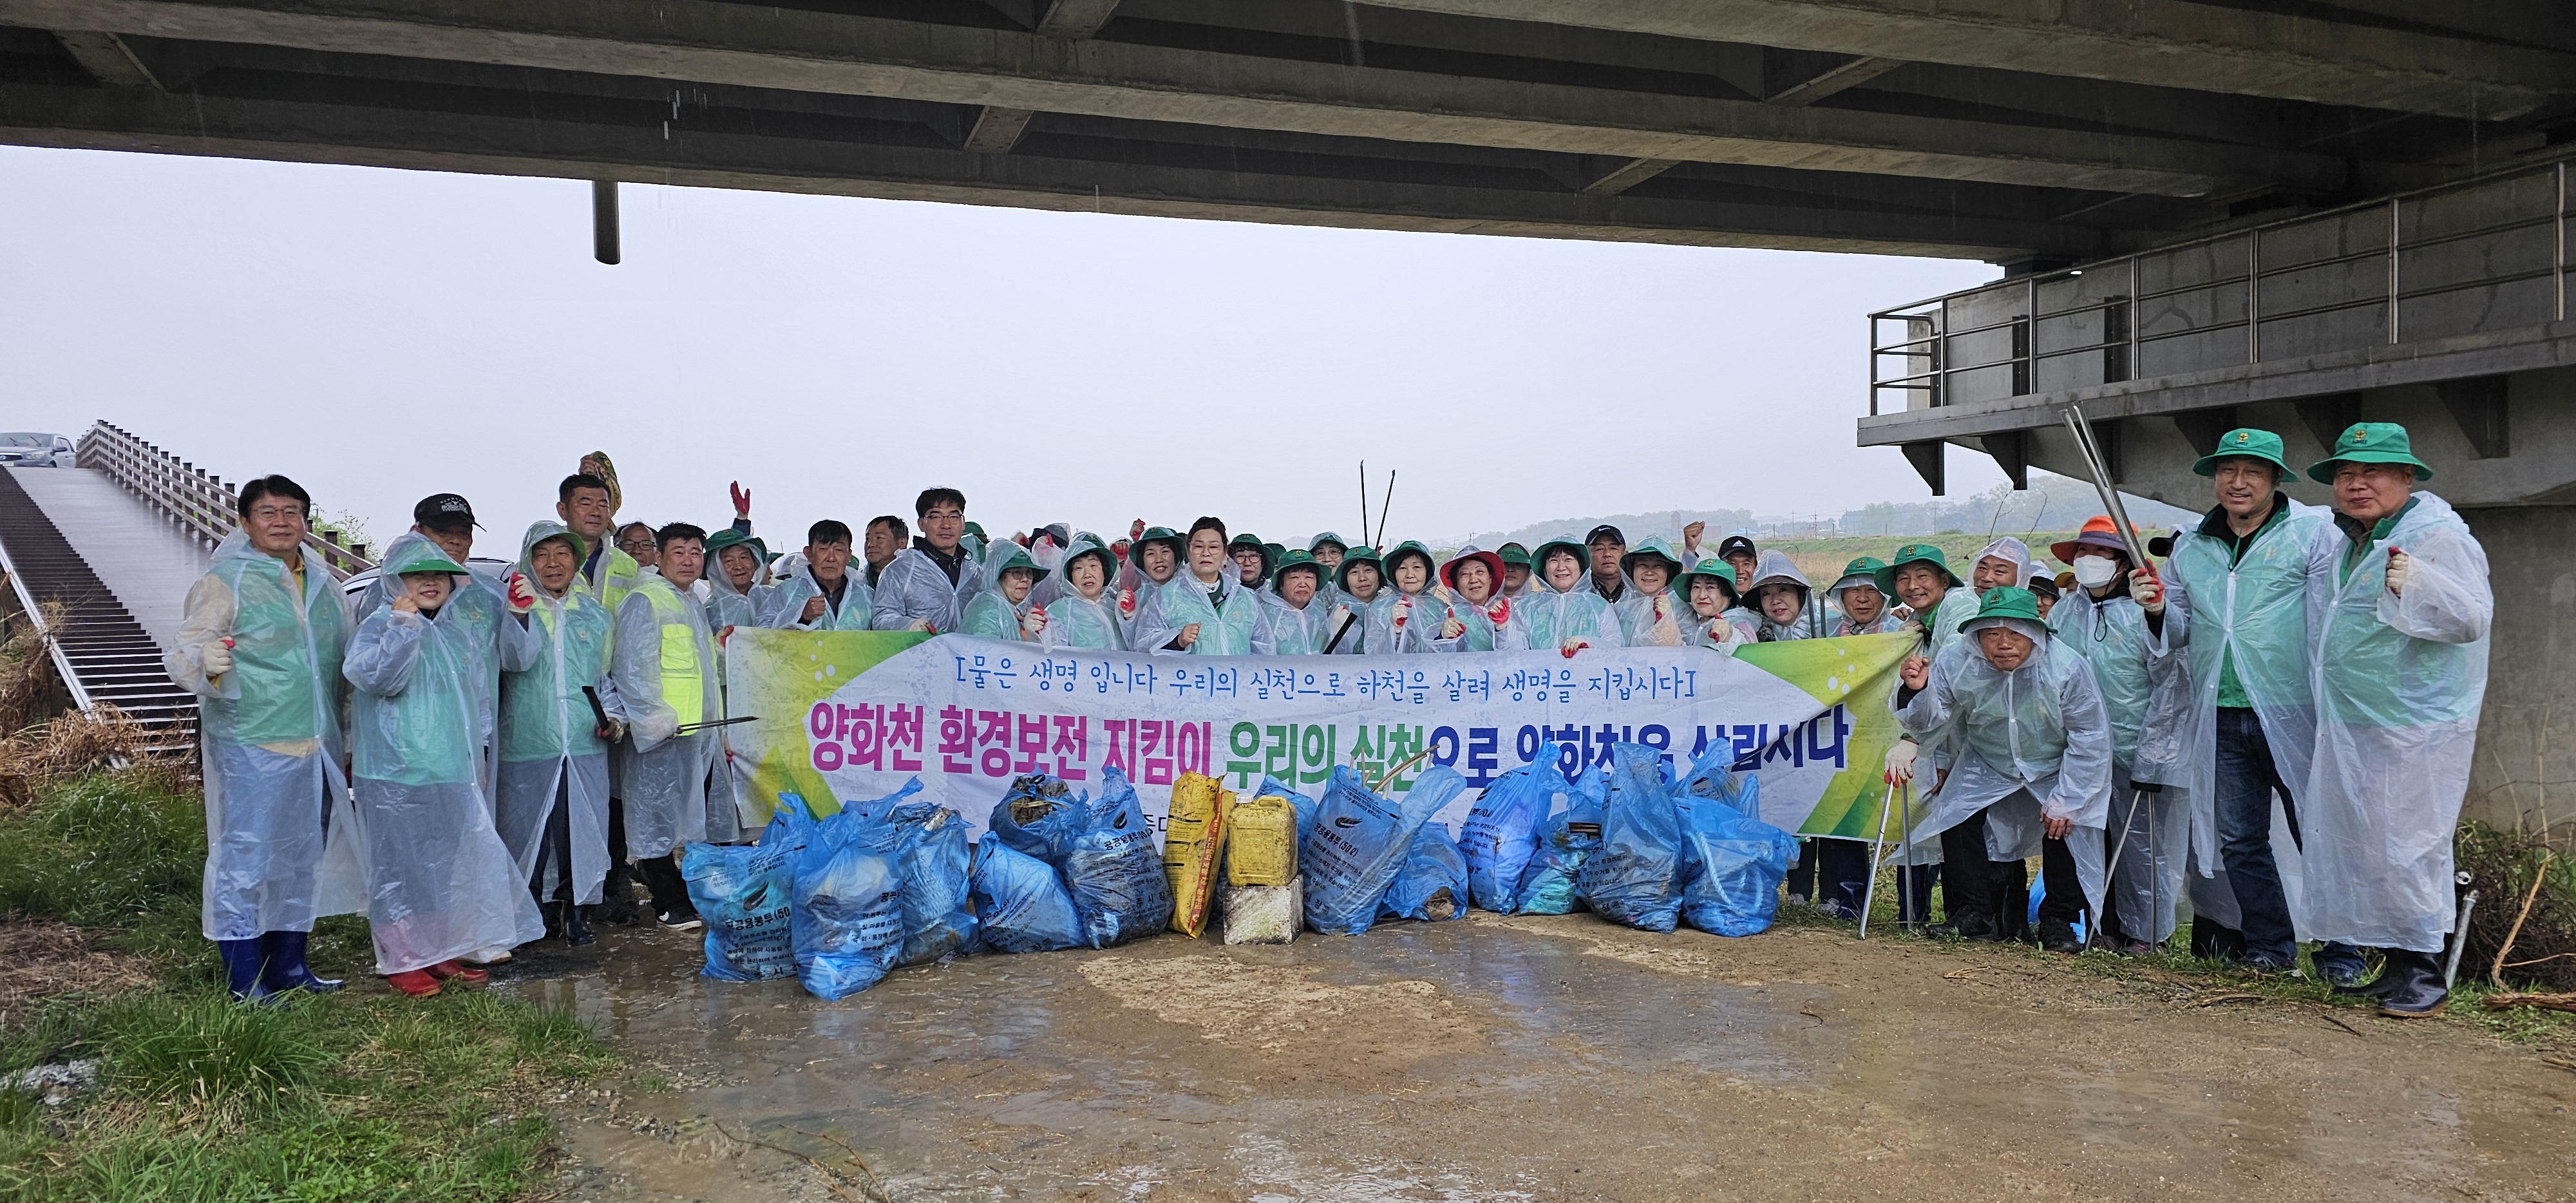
(0, 433, 76, 469)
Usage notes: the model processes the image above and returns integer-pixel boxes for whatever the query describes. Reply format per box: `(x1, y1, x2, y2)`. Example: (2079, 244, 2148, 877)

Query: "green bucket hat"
(384, 536, 466, 576)
(2306, 421, 2434, 484)
(2192, 427, 2293, 477)
(704, 527, 768, 564)
(1227, 533, 1278, 585)
(1831, 556, 1889, 594)
(963, 520, 988, 540)
(1381, 540, 1439, 583)
(520, 520, 585, 565)
(1677, 557, 1741, 607)
(1958, 585, 2044, 632)
(987, 543, 1050, 585)
(1128, 526, 1184, 573)
(1875, 543, 1961, 594)
(1531, 535, 1586, 571)
(1497, 542, 1532, 569)
(1618, 535, 1685, 580)
(1309, 531, 1350, 555)
(1271, 548, 1326, 593)
(1334, 544, 1385, 590)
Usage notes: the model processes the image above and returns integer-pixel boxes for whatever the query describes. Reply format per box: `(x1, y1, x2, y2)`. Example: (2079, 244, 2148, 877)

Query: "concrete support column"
(2458, 504, 2576, 844)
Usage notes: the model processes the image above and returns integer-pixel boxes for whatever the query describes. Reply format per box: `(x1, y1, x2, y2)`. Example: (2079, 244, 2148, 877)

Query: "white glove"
(1117, 587, 1137, 617)
(600, 716, 627, 743)
(2384, 549, 2411, 596)
(1439, 616, 1466, 639)
(1558, 636, 1591, 659)
(1704, 618, 1736, 645)
(905, 618, 933, 633)
(2128, 569, 2164, 614)
(1327, 603, 1352, 631)
(1884, 739, 1918, 784)
(202, 640, 235, 676)
(1021, 605, 1048, 640)
(1390, 596, 1412, 630)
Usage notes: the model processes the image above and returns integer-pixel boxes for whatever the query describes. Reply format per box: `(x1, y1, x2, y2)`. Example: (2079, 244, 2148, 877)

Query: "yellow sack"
(1163, 773, 1233, 938)
(1226, 792, 1299, 887)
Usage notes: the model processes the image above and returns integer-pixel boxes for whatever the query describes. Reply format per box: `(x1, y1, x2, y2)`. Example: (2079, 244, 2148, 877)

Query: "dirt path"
(505, 913, 2576, 1202)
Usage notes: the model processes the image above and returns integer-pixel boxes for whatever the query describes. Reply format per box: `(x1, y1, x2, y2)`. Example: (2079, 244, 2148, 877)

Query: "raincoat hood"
(518, 520, 586, 567)
(1308, 531, 1350, 554)
(1973, 536, 2033, 591)
(1381, 541, 1439, 591)
(982, 543, 1050, 594)
(1743, 550, 1810, 598)
(1618, 535, 1684, 582)
(379, 531, 466, 578)
(1057, 532, 1119, 598)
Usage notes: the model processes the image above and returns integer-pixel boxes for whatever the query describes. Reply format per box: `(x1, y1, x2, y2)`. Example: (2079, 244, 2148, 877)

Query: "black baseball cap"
(1717, 535, 1758, 560)
(413, 493, 481, 531)
(1584, 524, 1625, 547)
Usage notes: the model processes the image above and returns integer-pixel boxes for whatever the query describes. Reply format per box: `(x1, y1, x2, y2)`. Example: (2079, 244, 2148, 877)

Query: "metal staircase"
(0, 467, 197, 738)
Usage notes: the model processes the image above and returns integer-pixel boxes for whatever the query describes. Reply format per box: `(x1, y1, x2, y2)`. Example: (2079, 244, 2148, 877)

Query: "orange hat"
(2050, 515, 2134, 566)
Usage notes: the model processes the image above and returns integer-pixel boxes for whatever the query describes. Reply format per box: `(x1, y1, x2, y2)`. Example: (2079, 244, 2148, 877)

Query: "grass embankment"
(0, 772, 615, 1202)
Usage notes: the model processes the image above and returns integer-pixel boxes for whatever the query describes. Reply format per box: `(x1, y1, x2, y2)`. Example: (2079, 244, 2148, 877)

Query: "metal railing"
(77, 422, 375, 579)
(1871, 158, 2573, 417)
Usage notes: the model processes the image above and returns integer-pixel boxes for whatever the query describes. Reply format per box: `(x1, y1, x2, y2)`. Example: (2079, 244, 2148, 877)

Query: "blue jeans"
(2211, 708, 2363, 974)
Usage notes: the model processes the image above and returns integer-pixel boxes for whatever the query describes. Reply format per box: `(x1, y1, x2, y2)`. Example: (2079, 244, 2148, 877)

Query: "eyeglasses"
(248, 506, 305, 522)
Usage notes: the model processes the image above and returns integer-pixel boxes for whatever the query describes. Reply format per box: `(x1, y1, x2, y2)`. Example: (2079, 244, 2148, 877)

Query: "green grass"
(0, 770, 618, 1202)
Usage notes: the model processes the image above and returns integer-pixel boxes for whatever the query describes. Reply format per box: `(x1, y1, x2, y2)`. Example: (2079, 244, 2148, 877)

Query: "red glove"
(728, 480, 751, 518)
(1117, 588, 1137, 616)
(504, 570, 536, 614)
(1485, 596, 1511, 627)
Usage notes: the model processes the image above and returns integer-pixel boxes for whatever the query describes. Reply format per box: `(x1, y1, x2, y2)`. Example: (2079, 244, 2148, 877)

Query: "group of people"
(175, 422, 2492, 1018)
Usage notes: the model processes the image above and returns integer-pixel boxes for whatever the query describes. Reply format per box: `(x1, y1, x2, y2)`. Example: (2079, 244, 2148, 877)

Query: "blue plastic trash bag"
(1514, 764, 1605, 916)
(1061, 768, 1171, 948)
(968, 837, 1084, 954)
(1381, 820, 1470, 922)
(1461, 744, 1564, 913)
(844, 786, 978, 967)
(1577, 744, 1689, 933)
(1676, 772, 1799, 937)
(790, 817, 905, 1000)
(1303, 766, 1466, 936)
(987, 773, 1086, 865)
(682, 838, 800, 981)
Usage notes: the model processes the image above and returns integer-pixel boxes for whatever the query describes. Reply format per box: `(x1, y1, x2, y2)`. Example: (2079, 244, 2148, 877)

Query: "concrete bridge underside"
(6, 0, 2576, 835)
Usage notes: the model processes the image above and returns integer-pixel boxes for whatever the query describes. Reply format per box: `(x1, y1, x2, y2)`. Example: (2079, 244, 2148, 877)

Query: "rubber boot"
(426, 959, 489, 986)
(217, 938, 276, 1005)
(2375, 949, 2448, 1018)
(565, 903, 597, 947)
(259, 930, 343, 995)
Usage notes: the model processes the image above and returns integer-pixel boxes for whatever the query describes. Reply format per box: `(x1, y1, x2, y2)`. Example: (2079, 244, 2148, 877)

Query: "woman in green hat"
(1117, 525, 1184, 647)
(1611, 535, 1688, 647)
(1891, 586, 2114, 953)
(1675, 557, 1754, 650)
(1228, 532, 1276, 591)
(345, 535, 547, 996)
(701, 527, 781, 630)
(1497, 542, 1536, 600)
(1321, 544, 1388, 654)
(1517, 535, 1623, 656)
(1304, 533, 1350, 612)
(1826, 556, 1906, 636)
(1372, 540, 1464, 653)
(1035, 533, 1128, 651)
(1258, 549, 1334, 654)
(1134, 517, 1266, 656)
(960, 542, 1052, 641)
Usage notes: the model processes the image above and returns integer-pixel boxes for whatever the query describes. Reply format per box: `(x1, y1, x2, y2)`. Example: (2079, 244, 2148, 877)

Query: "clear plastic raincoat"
(1258, 589, 1334, 655)
(170, 529, 365, 940)
(1517, 580, 1625, 654)
(496, 522, 627, 908)
(1037, 536, 1128, 652)
(2300, 492, 2492, 952)
(614, 570, 724, 851)
(960, 545, 1046, 641)
(1134, 570, 1269, 656)
(2161, 498, 2331, 890)
(869, 543, 981, 633)
(768, 553, 872, 631)
(704, 545, 787, 631)
(357, 534, 511, 793)
(1893, 618, 2114, 922)
(2050, 578, 2190, 942)
(1320, 589, 1390, 656)
(1743, 551, 1832, 642)
(343, 540, 546, 972)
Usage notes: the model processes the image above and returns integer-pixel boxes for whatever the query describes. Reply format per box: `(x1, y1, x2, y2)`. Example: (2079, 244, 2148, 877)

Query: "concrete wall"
(2460, 504, 2576, 844)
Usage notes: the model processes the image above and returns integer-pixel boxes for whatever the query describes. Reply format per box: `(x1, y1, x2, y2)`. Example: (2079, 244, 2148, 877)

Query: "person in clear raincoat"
(2048, 516, 2189, 952)
(614, 523, 723, 928)
(1133, 518, 1269, 655)
(1305, 533, 1351, 612)
(960, 542, 1050, 641)
(1611, 536, 1689, 647)
(1437, 547, 1526, 652)
(1370, 541, 1464, 654)
(1674, 558, 1755, 651)
(1227, 532, 1277, 592)
(1113, 526, 1182, 648)
(1321, 545, 1390, 655)
(1826, 558, 1908, 637)
(495, 522, 628, 949)
(169, 476, 363, 1003)
(2298, 424, 2492, 1017)
(343, 538, 547, 996)
(770, 520, 873, 631)
(1259, 549, 1335, 655)
(701, 528, 784, 630)
(1742, 550, 1832, 642)
(1893, 587, 2112, 952)
(2159, 429, 2347, 975)
(1497, 543, 1535, 600)
(1037, 533, 1128, 652)
(1516, 536, 1624, 658)
(871, 489, 981, 633)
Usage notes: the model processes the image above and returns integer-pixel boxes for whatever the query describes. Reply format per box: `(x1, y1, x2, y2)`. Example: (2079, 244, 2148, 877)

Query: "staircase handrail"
(75, 422, 376, 580)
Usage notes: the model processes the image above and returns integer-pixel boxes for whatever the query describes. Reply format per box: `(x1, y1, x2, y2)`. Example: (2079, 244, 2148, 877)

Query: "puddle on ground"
(493, 913, 2576, 1202)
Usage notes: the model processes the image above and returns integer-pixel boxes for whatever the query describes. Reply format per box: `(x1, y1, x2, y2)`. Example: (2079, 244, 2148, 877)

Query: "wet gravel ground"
(491, 911, 2576, 1202)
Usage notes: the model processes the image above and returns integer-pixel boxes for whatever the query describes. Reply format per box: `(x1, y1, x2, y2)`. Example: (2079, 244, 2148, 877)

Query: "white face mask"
(2071, 556, 2119, 589)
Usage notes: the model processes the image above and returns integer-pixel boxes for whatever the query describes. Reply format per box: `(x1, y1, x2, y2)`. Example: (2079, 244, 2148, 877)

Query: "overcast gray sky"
(2, 144, 2003, 553)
